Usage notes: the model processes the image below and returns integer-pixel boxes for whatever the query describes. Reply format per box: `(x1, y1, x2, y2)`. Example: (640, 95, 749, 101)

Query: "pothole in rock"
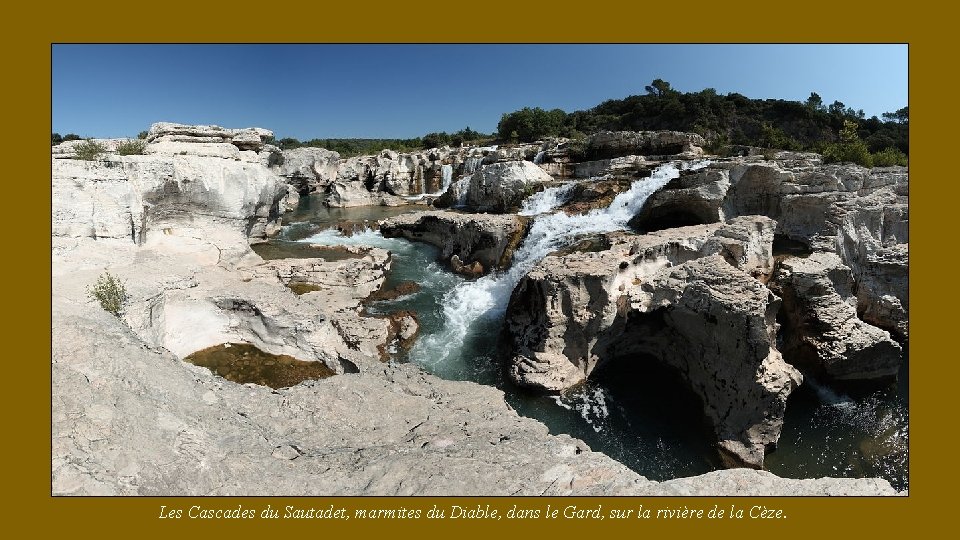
(286, 281, 325, 295)
(252, 241, 369, 261)
(183, 343, 335, 389)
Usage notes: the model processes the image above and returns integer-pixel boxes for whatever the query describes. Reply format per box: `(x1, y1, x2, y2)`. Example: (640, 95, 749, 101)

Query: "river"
(268, 167, 908, 490)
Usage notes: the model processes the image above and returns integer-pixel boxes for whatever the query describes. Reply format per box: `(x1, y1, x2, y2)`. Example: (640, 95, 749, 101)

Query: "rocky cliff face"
(584, 130, 706, 160)
(52, 123, 396, 376)
(52, 128, 287, 264)
(769, 252, 902, 381)
(631, 159, 908, 347)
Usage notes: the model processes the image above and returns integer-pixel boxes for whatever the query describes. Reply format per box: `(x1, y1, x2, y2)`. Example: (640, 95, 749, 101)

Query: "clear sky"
(52, 44, 908, 140)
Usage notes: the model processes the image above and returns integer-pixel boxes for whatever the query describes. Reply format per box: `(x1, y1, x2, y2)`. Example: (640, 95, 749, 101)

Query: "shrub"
(117, 139, 147, 155)
(871, 147, 908, 167)
(74, 139, 106, 161)
(87, 272, 129, 317)
(137, 130, 149, 140)
(821, 120, 873, 167)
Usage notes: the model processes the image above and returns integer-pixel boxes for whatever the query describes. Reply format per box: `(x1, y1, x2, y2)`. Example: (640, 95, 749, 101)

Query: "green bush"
(871, 147, 908, 167)
(74, 139, 106, 161)
(137, 130, 149, 140)
(87, 272, 129, 317)
(117, 139, 147, 155)
(821, 120, 873, 167)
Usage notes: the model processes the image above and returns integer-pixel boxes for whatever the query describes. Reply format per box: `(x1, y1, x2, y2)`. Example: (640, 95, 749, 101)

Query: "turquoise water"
(281, 192, 908, 489)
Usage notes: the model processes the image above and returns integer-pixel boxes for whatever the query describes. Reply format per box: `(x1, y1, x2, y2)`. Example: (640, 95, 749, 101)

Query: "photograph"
(51, 43, 908, 498)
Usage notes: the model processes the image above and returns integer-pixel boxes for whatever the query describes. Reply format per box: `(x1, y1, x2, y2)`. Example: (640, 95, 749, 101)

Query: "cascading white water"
(453, 176, 471, 207)
(440, 164, 453, 191)
(410, 160, 709, 368)
(533, 150, 546, 164)
(518, 182, 576, 216)
(463, 156, 484, 175)
(404, 163, 457, 201)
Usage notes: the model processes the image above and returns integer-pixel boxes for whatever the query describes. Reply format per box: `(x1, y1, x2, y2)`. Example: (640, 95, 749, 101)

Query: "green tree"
(52, 133, 63, 145)
(277, 137, 301, 150)
(822, 120, 873, 167)
(882, 106, 909, 124)
(644, 78, 673, 97)
(805, 92, 824, 111)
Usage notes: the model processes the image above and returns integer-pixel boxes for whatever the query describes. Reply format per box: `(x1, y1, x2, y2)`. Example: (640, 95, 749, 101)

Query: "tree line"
(271, 127, 494, 156)
(53, 79, 907, 167)
(496, 79, 907, 164)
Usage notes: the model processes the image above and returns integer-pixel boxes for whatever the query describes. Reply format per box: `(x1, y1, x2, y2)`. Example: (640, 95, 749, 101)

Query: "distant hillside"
(496, 79, 908, 158)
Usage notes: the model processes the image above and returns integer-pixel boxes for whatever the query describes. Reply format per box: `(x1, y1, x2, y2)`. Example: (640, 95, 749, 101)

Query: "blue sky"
(52, 44, 908, 139)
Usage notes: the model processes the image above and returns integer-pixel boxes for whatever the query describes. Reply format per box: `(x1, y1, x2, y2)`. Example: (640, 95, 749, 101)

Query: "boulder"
(276, 147, 342, 196)
(630, 167, 731, 231)
(463, 161, 555, 213)
(380, 211, 530, 273)
(770, 252, 902, 381)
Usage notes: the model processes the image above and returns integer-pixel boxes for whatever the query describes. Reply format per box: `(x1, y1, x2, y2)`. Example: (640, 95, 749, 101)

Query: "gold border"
(24, 1, 942, 537)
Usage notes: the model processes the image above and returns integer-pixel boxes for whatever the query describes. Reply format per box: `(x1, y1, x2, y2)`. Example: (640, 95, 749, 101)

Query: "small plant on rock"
(117, 139, 147, 155)
(74, 139, 106, 161)
(87, 272, 129, 317)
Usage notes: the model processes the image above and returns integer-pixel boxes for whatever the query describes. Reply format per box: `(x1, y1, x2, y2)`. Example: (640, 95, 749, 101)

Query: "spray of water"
(518, 183, 576, 216)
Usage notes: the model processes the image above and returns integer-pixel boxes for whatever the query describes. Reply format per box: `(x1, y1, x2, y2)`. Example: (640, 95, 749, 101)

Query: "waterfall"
(403, 163, 457, 201)
(410, 160, 709, 367)
(518, 183, 576, 216)
(463, 156, 484, 175)
(441, 164, 453, 191)
(533, 150, 546, 164)
(453, 177, 471, 207)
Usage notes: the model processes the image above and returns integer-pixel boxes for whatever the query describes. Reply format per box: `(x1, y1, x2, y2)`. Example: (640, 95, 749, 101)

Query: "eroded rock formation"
(769, 252, 902, 381)
(504, 217, 799, 468)
(380, 211, 530, 274)
(631, 159, 909, 343)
